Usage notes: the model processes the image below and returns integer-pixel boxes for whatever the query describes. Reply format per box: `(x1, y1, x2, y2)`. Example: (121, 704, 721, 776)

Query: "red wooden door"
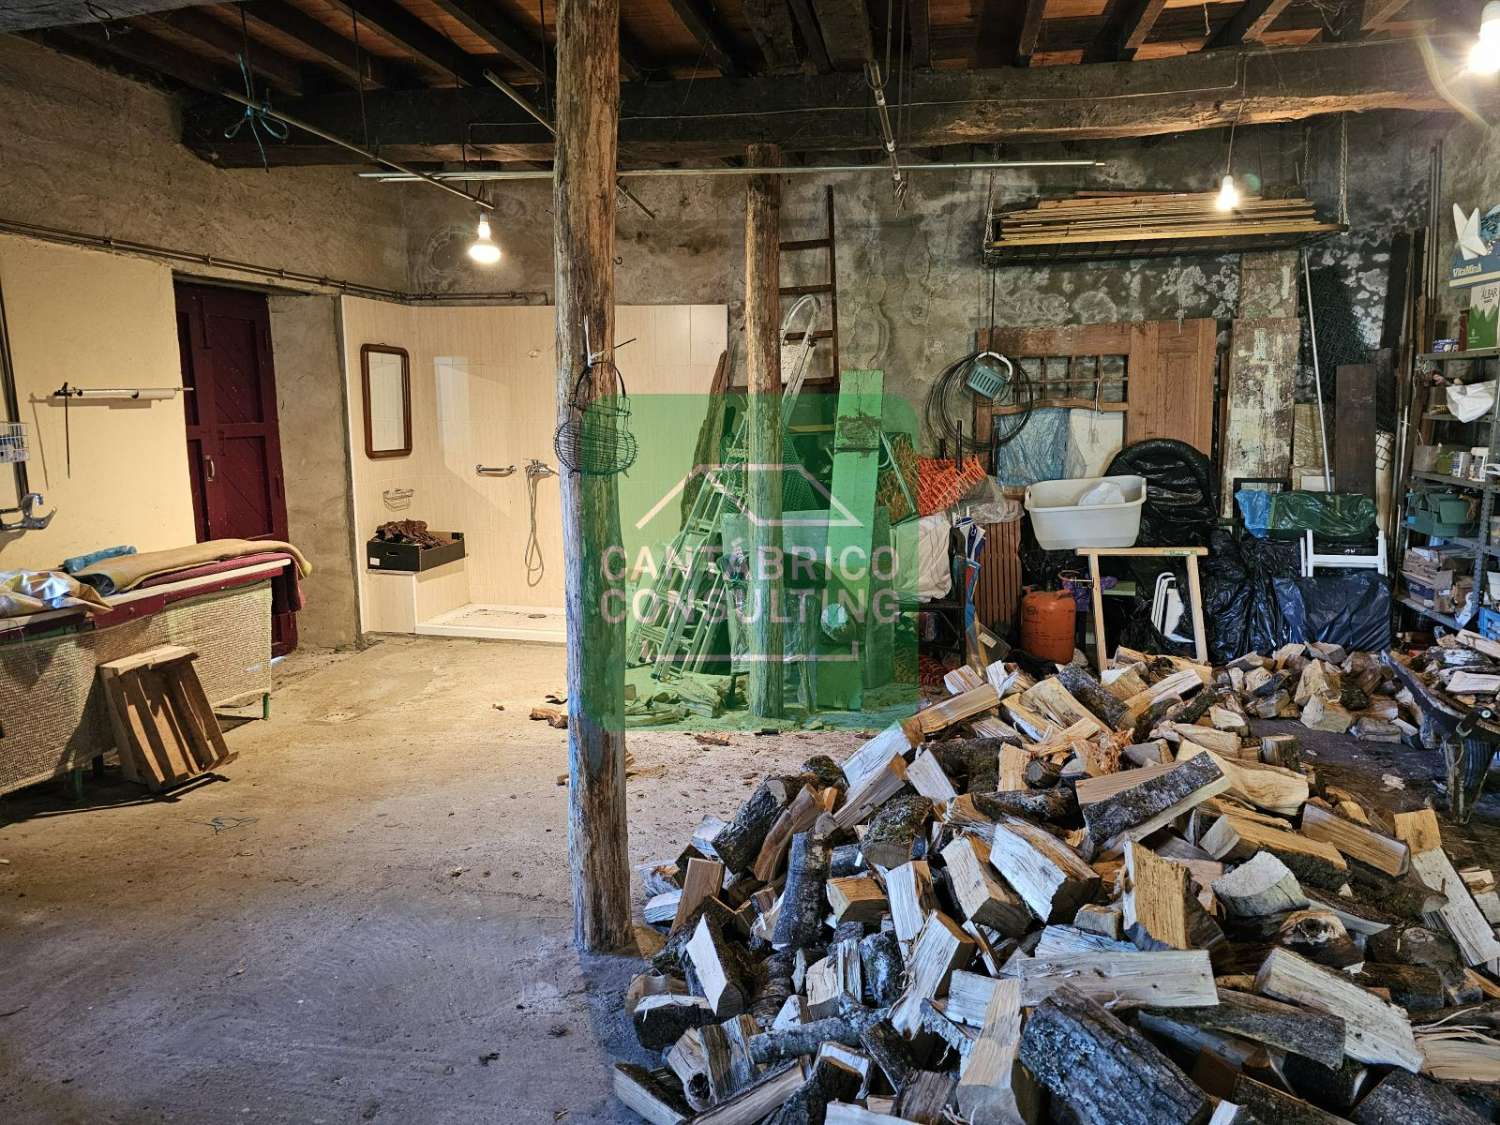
(174, 283, 296, 654)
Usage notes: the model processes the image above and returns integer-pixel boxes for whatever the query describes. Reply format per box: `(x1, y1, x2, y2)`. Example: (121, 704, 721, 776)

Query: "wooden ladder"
(779, 184, 840, 383)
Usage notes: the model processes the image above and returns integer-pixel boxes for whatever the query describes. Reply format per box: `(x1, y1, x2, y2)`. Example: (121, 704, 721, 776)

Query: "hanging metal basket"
(554, 359, 639, 477)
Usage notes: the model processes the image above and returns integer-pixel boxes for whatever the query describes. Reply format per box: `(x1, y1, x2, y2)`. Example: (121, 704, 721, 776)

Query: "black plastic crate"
(366, 531, 465, 572)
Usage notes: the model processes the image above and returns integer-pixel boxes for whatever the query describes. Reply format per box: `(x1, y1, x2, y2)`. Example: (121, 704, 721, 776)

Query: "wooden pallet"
(99, 644, 236, 791)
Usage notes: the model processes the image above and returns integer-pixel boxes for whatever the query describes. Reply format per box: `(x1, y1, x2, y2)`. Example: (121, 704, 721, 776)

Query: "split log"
(1354, 963, 1448, 1010)
(1391, 807, 1444, 853)
(1254, 947, 1423, 1070)
(1211, 851, 1308, 920)
(752, 785, 822, 882)
(894, 1070, 959, 1124)
(1200, 815, 1349, 891)
(634, 993, 714, 1049)
(1142, 988, 1346, 1067)
(687, 909, 750, 1016)
(968, 787, 1078, 825)
(646, 890, 684, 926)
(916, 998, 975, 1062)
(1303, 885, 1395, 936)
(690, 1060, 804, 1125)
(862, 796, 934, 870)
(1302, 695, 1355, 733)
(1300, 804, 1409, 877)
(859, 1021, 917, 1092)
(772, 830, 831, 950)
(1166, 722, 1243, 758)
(834, 758, 908, 830)
(1074, 903, 1122, 939)
(1078, 754, 1230, 851)
(1021, 677, 1106, 734)
(1281, 1053, 1370, 1112)
(1018, 985, 1209, 1125)
(613, 1063, 692, 1125)
(1231, 1074, 1347, 1125)
(829, 843, 864, 877)
(842, 722, 919, 788)
(805, 940, 862, 1019)
(702, 1015, 758, 1102)
(749, 1009, 887, 1063)
(1123, 841, 1189, 949)
(940, 834, 1029, 937)
(1003, 949, 1217, 1008)
(997, 745, 1028, 792)
(955, 978, 1026, 1125)
(1260, 733, 1301, 769)
(1023, 756, 1062, 788)
(1407, 847, 1500, 966)
(715, 777, 798, 874)
(1350, 1067, 1490, 1125)
(1277, 908, 1362, 968)
(918, 683, 1001, 735)
(1175, 744, 1309, 816)
(1033, 925, 1136, 957)
(986, 815, 1099, 923)
(859, 930, 905, 1006)
(1367, 923, 1461, 969)
(768, 1055, 861, 1125)
(1055, 664, 1129, 729)
(827, 876, 886, 926)
(890, 911, 977, 1035)
(905, 749, 958, 805)
(673, 858, 727, 934)
(886, 859, 936, 960)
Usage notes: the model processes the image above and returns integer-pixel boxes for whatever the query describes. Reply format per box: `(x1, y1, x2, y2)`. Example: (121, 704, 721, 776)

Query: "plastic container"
(1023, 474, 1146, 550)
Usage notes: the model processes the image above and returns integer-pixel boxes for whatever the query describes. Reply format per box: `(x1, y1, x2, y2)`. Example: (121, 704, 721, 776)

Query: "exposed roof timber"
(185, 36, 1485, 167)
(663, 0, 747, 75)
(809, 0, 875, 71)
(426, 0, 548, 82)
(1204, 0, 1293, 48)
(137, 7, 306, 96)
(906, 0, 931, 67)
(1362, 0, 1410, 30)
(322, 0, 485, 85)
(0, 0, 199, 32)
(1084, 0, 1169, 63)
(743, 0, 804, 73)
(1016, 0, 1047, 61)
(786, 0, 834, 72)
(976, 0, 1047, 66)
(40, 22, 227, 92)
(239, 0, 402, 90)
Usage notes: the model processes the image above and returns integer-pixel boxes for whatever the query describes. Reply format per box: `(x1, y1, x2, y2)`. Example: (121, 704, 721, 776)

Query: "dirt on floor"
(0, 637, 1495, 1124)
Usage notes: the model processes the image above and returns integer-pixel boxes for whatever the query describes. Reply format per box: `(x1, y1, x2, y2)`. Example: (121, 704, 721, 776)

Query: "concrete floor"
(0, 636, 866, 1125)
(0, 637, 1495, 1124)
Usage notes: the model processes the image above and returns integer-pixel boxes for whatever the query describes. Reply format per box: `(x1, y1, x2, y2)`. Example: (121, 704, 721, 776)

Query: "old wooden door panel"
(1125, 319, 1217, 453)
(1335, 363, 1377, 498)
(174, 283, 295, 653)
(1220, 317, 1301, 516)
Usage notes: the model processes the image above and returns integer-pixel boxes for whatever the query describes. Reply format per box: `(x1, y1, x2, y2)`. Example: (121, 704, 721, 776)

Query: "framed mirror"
(361, 344, 412, 459)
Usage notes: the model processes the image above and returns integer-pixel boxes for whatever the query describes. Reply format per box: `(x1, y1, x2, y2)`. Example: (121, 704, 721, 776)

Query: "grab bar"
(476, 463, 516, 477)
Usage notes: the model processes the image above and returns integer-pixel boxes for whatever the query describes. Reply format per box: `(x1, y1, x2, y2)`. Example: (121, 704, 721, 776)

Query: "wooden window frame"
(360, 343, 412, 460)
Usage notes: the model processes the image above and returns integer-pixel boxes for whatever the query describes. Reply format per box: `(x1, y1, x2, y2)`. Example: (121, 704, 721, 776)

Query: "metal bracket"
(0, 491, 54, 531)
(476, 464, 516, 477)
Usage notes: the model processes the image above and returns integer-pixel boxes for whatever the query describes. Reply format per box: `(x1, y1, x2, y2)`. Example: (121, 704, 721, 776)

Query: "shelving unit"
(1399, 349, 1500, 632)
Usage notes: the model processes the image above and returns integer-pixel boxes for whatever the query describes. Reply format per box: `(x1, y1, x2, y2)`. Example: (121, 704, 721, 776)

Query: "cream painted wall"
(342, 300, 726, 629)
(0, 235, 196, 567)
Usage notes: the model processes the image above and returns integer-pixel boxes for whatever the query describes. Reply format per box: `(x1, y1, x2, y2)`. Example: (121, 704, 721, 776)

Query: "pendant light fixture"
(1215, 173, 1241, 211)
(1471, 1, 1500, 74)
(468, 213, 501, 265)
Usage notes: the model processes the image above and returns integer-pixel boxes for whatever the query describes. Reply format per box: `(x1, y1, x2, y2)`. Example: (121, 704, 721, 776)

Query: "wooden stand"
(98, 644, 235, 792)
(1076, 546, 1207, 669)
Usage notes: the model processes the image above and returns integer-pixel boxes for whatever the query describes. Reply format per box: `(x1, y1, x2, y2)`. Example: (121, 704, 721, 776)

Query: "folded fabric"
(74, 538, 313, 596)
(0, 569, 109, 617)
(61, 544, 136, 574)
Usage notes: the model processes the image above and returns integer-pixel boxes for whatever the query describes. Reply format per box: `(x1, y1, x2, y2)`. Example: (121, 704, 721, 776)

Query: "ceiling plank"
(1, 1, 200, 32)
(40, 23, 227, 93)
(1204, 0, 1293, 48)
(1083, 0, 1168, 63)
(743, 0, 803, 72)
(322, 0, 485, 85)
(426, 0, 548, 82)
(809, 0, 874, 71)
(664, 0, 747, 75)
(138, 8, 306, 96)
(907, 0, 930, 67)
(184, 36, 1484, 165)
(786, 0, 834, 72)
(239, 0, 400, 90)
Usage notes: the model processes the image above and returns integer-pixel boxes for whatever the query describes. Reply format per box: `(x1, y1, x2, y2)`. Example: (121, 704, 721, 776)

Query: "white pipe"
(358, 159, 1104, 183)
(1302, 247, 1334, 491)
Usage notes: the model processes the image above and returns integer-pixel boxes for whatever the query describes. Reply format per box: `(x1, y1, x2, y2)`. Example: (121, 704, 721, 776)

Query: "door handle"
(204, 454, 216, 483)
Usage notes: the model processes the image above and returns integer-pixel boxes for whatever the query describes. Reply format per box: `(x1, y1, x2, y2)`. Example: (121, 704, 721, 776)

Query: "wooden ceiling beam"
(184, 36, 1482, 165)
(40, 23, 227, 93)
(137, 7, 307, 96)
(907, 0, 931, 67)
(809, 0, 875, 71)
(322, 0, 485, 85)
(1204, 0, 1293, 48)
(426, 0, 548, 82)
(664, 0, 748, 75)
(239, 0, 401, 90)
(743, 0, 804, 73)
(976, 0, 1045, 67)
(1084, 0, 1169, 63)
(786, 0, 834, 72)
(1362, 0, 1410, 31)
(1, 1, 199, 32)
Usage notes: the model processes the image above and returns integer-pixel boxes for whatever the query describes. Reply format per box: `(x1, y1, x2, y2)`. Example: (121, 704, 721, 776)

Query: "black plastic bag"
(1105, 439, 1218, 547)
(1267, 491, 1377, 543)
(1199, 529, 1301, 663)
(1272, 572, 1391, 653)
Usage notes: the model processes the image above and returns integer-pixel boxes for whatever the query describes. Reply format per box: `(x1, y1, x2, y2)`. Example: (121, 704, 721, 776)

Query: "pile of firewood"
(612, 645, 1500, 1124)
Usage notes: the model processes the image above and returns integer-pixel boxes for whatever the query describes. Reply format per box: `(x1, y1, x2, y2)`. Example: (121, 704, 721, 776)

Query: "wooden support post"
(745, 141, 784, 718)
(556, 0, 631, 953)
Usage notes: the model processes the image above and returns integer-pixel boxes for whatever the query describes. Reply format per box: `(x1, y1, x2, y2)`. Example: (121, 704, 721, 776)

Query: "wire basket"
(0, 421, 28, 464)
(964, 352, 1014, 399)
(554, 359, 638, 477)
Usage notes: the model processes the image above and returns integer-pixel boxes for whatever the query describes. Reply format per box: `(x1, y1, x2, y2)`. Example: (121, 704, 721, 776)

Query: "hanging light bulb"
(468, 214, 501, 265)
(1472, 1, 1500, 74)
(1215, 173, 1240, 212)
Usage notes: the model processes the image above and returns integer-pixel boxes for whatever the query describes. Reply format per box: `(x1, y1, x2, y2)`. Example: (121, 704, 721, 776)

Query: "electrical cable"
(924, 349, 1033, 455)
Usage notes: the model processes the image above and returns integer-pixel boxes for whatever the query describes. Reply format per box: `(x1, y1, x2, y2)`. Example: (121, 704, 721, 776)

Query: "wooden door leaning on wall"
(174, 283, 296, 655)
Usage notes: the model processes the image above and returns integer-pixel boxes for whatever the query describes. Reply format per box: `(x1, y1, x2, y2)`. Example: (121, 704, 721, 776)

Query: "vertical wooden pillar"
(555, 0, 630, 952)
(745, 143, 784, 718)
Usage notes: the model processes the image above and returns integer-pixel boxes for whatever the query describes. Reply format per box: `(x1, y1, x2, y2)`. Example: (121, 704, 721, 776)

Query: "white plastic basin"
(1024, 474, 1146, 550)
